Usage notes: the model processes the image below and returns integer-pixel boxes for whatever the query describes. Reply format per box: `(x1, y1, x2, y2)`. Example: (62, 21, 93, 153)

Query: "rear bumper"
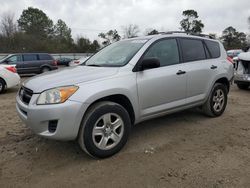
(50, 66, 58, 70)
(16, 94, 88, 141)
(234, 74, 250, 83)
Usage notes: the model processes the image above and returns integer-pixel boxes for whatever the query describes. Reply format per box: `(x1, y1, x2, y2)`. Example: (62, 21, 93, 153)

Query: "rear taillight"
(74, 61, 80, 64)
(53, 60, 58, 66)
(5, 66, 16, 73)
(227, 56, 234, 64)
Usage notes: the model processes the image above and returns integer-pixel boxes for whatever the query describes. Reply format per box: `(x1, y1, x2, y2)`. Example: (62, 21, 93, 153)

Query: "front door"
(136, 38, 187, 118)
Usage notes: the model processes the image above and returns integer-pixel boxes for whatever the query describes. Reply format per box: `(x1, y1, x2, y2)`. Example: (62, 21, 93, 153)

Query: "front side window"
(6, 55, 21, 64)
(85, 39, 148, 67)
(180, 39, 206, 62)
(144, 39, 180, 67)
(23, 54, 38, 61)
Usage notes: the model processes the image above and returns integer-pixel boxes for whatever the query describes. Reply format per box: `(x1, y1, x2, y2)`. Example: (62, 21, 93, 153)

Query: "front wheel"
(202, 83, 228, 117)
(78, 101, 131, 158)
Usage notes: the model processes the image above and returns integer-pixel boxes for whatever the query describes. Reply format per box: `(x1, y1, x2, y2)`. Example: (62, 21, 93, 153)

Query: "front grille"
(19, 87, 33, 105)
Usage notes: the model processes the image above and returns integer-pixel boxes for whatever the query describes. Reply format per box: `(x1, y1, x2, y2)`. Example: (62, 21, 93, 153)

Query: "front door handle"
(211, 65, 217, 69)
(176, 70, 186, 75)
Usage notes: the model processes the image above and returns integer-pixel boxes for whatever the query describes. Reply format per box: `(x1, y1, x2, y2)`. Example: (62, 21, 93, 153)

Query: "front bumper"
(16, 93, 87, 140)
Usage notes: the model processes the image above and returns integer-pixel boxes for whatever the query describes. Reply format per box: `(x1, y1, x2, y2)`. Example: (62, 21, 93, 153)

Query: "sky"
(0, 0, 250, 41)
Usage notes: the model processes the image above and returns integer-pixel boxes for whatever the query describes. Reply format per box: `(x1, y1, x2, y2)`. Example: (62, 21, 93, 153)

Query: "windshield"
(0, 55, 11, 62)
(85, 39, 148, 67)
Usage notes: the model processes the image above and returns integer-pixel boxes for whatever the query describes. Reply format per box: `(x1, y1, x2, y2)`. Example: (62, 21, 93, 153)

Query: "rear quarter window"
(180, 38, 206, 62)
(39, 54, 53, 60)
(204, 40, 220, 58)
(23, 54, 38, 61)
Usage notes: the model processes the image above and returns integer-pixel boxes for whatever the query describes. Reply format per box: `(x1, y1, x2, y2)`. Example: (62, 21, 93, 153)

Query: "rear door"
(179, 38, 220, 104)
(21, 54, 39, 74)
(136, 38, 187, 118)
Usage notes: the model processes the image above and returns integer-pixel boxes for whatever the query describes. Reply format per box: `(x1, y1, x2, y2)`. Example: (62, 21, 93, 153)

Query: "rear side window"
(144, 39, 180, 67)
(204, 40, 220, 58)
(39, 54, 53, 60)
(180, 39, 206, 62)
(23, 54, 38, 61)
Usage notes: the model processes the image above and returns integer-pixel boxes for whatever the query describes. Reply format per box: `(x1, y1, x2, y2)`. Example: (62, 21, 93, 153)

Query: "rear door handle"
(176, 70, 186, 75)
(211, 65, 217, 69)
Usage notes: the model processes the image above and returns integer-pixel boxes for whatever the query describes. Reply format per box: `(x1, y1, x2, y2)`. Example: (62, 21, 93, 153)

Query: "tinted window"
(39, 54, 53, 60)
(180, 39, 206, 62)
(23, 54, 38, 61)
(144, 39, 179, 67)
(205, 40, 220, 58)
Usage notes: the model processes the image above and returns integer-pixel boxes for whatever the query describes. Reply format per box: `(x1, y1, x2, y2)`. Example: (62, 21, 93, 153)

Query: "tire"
(202, 83, 228, 117)
(237, 83, 249, 90)
(78, 101, 131, 158)
(0, 79, 6, 94)
(41, 67, 50, 73)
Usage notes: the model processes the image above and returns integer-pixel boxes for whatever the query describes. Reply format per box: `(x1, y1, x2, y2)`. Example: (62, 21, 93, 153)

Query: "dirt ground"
(0, 78, 250, 188)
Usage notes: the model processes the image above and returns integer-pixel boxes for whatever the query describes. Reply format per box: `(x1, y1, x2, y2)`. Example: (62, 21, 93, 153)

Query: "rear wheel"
(237, 83, 249, 90)
(0, 79, 6, 94)
(78, 101, 131, 158)
(41, 67, 50, 73)
(202, 83, 228, 117)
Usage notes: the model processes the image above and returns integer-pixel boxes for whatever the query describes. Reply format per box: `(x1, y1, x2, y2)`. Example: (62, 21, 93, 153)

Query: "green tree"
(17, 7, 53, 37)
(221, 26, 247, 50)
(90, 40, 100, 52)
(53, 19, 72, 42)
(98, 29, 121, 45)
(53, 19, 73, 52)
(76, 37, 92, 52)
(180, 10, 204, 34)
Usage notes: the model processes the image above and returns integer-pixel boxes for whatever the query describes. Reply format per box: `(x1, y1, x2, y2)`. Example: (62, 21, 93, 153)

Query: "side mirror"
(3, 59, 10, 64)
(135, 57, 160, 71)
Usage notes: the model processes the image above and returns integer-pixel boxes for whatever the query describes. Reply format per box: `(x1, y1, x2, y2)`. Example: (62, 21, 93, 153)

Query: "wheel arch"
(40, 65, 51, 71)
(214, 77, 230, 93)
(84, 94, 136, 125)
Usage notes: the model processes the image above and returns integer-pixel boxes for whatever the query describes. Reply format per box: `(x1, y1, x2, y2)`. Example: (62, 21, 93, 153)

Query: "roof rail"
(159, 31, 215, 39)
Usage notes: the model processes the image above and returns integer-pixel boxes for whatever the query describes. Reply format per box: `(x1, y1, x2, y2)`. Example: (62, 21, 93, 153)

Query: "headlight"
(37, 86, 78, 105)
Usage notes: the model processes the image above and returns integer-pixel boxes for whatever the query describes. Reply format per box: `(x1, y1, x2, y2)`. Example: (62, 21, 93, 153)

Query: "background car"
(0, 53, 58, 74)
(56, 57, 72, 66)
(69, 56, 90, 66)
(227, 49, 242, 58)
(0, 64, 20, 93)
(234, 52, 250, 90)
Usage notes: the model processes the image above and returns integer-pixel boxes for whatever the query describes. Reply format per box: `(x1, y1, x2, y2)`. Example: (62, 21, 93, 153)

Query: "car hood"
(23, 66, 119, 93)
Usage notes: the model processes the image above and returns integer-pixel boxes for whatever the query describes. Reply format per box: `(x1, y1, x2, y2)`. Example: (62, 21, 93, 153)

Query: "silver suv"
(16, 33, 234, 158)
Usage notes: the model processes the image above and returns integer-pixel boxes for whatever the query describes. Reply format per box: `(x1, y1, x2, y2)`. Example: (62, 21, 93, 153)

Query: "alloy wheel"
(92, 113, 124, 150)
(212, 89, 225, 112)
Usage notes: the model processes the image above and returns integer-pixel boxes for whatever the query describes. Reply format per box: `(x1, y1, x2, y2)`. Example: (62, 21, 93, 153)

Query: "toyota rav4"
(16, 32, 234, 158)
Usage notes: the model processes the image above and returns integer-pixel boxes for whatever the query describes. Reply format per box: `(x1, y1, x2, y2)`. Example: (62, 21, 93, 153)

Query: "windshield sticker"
(131, 40, 148, 43)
